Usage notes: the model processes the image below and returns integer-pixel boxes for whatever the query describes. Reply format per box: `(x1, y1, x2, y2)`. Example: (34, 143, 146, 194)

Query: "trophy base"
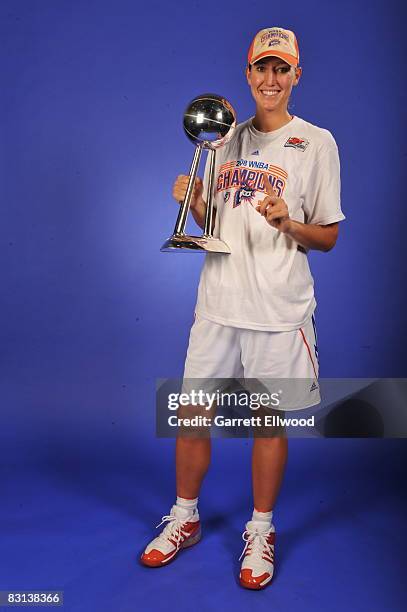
(161, 235, 231, 254)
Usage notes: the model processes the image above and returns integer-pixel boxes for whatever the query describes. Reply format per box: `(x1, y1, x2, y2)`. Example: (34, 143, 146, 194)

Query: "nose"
(263, 66, 277, 87)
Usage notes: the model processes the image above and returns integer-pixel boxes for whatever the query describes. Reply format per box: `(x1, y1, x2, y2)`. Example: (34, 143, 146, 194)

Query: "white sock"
(176, 496, 198, 515)
(252, 508, 273, 528)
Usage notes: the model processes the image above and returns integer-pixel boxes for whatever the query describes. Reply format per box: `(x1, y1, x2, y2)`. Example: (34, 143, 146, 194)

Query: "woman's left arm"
(256, 173, 340, 252)
(284, 220, 339, 252)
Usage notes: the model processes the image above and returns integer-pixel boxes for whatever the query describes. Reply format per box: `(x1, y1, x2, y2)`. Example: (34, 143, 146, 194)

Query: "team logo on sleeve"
(284, 137, 309, 151)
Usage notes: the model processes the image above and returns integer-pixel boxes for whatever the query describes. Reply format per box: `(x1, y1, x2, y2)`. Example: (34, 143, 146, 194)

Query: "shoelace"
(155, 514, 190, 550)
(239, 527, 274, 561)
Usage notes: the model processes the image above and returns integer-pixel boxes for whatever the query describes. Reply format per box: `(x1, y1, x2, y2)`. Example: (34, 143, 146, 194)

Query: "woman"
(141, 26, 345, 590)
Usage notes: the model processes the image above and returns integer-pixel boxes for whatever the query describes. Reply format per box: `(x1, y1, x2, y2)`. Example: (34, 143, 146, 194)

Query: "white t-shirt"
(194, 115, 346, 332)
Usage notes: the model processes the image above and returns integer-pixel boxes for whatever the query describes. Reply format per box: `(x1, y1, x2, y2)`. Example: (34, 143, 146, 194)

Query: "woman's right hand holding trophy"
(172, 175, 207, 230)
(172, 175, 204, 211)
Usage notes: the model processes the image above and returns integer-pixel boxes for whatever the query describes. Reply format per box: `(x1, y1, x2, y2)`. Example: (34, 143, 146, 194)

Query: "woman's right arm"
(172, 175, 212, 230)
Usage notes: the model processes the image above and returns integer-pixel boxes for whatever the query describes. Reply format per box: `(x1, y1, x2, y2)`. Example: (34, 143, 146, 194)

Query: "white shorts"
(183, 314, 320, 411)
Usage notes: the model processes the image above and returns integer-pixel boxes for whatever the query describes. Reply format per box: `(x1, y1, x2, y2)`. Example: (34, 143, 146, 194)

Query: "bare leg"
(252, 437, 288, 512)
(175, 403, 214, 498)
(176, 437, 211, 498)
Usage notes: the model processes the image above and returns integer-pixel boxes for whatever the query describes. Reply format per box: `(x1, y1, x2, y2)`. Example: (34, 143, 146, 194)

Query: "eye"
(276, 66, 290, 74)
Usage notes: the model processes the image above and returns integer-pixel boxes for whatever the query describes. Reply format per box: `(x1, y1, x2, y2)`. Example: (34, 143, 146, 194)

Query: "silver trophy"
(161, 94, 236, 253)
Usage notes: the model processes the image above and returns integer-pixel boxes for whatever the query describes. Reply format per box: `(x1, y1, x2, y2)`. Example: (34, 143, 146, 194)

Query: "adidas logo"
(310, 381, 319, 392)
(250, 150, 260, 155)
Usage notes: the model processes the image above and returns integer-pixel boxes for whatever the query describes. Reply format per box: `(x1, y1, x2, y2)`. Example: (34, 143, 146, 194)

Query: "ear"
(292, 66, 302, 87)
(245, 65, 251, 86)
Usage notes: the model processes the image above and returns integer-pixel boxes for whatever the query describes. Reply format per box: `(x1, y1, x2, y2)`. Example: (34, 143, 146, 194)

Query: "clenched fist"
(172, 175, 204, 210)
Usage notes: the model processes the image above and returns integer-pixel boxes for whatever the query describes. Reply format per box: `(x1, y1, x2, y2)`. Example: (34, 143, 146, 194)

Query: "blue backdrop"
(1, 1, 406, 611)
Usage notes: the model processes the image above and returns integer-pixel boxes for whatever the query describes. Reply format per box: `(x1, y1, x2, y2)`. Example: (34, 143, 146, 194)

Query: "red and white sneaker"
(239, 520, 275, 589)
(140, 505, 201, 567)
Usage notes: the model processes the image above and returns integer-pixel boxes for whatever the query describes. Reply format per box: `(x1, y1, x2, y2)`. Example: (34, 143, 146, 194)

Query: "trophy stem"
(203, 149, 216, 238)
(173, 144, 204, 236)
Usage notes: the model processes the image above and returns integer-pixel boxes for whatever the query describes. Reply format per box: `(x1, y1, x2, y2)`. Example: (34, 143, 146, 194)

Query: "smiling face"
(247, 56, 301, 115)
